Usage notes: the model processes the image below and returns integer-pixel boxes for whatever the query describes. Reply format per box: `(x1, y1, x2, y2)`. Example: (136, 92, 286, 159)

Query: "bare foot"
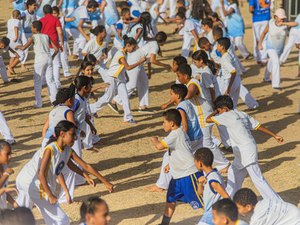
(145, 185, 165, 192)
(20, 64, 28, 72)
(7, 66, 16, 75)
(84, 147, 99, 153)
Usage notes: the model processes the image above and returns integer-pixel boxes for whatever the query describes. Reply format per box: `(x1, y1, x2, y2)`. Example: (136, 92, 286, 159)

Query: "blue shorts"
(167, 171, 204, 209)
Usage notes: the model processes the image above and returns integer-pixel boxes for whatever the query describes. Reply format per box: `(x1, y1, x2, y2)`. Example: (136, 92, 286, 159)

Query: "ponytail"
(192, 50, 217, 74)
(46, 120, 77, 145)
(128, 12, 154, 42)
(52, 86, 76, 106)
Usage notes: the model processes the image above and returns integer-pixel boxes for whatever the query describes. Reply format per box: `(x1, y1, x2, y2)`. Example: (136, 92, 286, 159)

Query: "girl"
(220, 0, 251, 60)
(0, 141, 18, 209)
(79, 197, 111, 225)
(175, 11, 202, 58)
(16, 121, 114, 225)
(90, 37, 146, 123)
(113, 31, 171, 113)
(258, 8, 298, 89)
(209, 12, 226, 36)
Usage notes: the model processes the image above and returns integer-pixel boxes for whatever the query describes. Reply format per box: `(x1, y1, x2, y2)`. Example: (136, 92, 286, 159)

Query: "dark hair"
(0, 37, 10, 47)
(176, 11, 186, 20)
(32, 20, 43, 32)
(173, 55, 187, 65)
(177, 0, 185, 5)
(43, 4, 53, 14)
(212, 199, 238, 221)
(119, 1, 130, 9)
(123, 36, 138, 46)
(198, 37, 210, 48)
(73, 76, 93, 91)
(121, 7, 130, 16)
(52, 6, 60, 14)
(78, 61, 95, 84)
(217, 37, 231, 51)
(47, 120, 77, 145)
(194, 147, 214, 166)
(87, 0, 99, 9)
(26, 0, 36, 8)
(155, 31, 167, 44)
(76, 54, 97, 76)
(192, 50, 216, 74)
(177, 63, 192, 78)
(171, 84, 188, 100)
(201, 18, 213, 28)
(191, 0, 212, 20)
(214, 95, 234, 110)
(212, 26, 223, 38)
(53, 86, 76, 106)
(0, 140, 10, 151)
(210, 12, 221, 21)
(177, 6, 187, 15)
(233, 188, 258, 206)
(163, 109, 182, 126)
(0, 207, 36, 225)
(82, 197, 108, 217)
(12, 10, 21, 18)
(90, 25, 106, 36)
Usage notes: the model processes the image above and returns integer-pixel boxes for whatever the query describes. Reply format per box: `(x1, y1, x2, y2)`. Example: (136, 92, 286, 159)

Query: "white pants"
(60, 41, 71, 77)
(0, 112, 14, 143)
(0, 57, 8, 83)
(280, 28, 300, 63)
(201, 125, 230, 171)
(264, 49, 281, 88)
(82, 119, 101, 149)
(21, 32, 32, 65)
(252, 21, 268, 63)
(216, 125, 231, 149)
(159, 0, 177, 18)
(219, 76, 241, 109)
(66, 28, 86, 59)
(50, 48, 61, 88)
(182, 34, 194, 59)
(230, 36, 250, 59)
(34, 59, 58, 107)
(226, 163, 282, 201)
(239, 84, 259, 109)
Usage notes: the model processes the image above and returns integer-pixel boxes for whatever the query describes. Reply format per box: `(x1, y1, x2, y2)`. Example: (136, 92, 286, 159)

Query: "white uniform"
(264, 19, 287, 88)
(0, 112, 15, 144)
(32, 33, 58, 107)
(82, 38, 107, 66)
(127, 23, 145, 47)
(250, 199, 300, 225)
(211, 110, 282, 201)
(0, 47, 9, 83)
(59, 16, 72, 77)
(149, 3, 159, 35)
(187, 78, 229, 171)
(114, 18, 129, 49)
(0, 167, 8, 209)
(16, 142, 72, 225)
(91, 50, 134, 122)
(198, 169, 225, 225)
(7, 18, 25, 61)
(181, 19, 202, 58)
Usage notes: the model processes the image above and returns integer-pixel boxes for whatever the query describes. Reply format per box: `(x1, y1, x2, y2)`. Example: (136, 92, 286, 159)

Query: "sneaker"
(34, 103, 42, 108)
(125, 119, 137, 124)
(138, 107, 155, 114)
(108, 102, 119, 114)
(263, 79, 271, 83)
(6, 140, 16, 145)
(273, 87, 282, 90)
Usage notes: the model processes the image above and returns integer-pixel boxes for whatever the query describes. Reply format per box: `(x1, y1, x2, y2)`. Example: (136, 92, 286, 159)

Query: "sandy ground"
(0, 2, 299, 225)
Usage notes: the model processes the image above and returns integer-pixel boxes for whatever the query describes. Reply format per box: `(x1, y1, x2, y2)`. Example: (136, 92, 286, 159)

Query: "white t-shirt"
(108, 49, 126, 81)
(73, 93, 87, 130)
(7, 18, 22, 43)
(204, 30, 214, 44)
(266, 19, 287, 55)
(183, 19, 201, 38)
(237, 220, 249, 225)
(23, 10, 37, 33)
(140, 40, 159, 62)
(32, 33, 52, 64)
(212, 109, 260, 169)
(65, 6, 89, 29)
(250, 199, 300, 225)
(161, 128, 198, 179)
(82, 38, 107, 61)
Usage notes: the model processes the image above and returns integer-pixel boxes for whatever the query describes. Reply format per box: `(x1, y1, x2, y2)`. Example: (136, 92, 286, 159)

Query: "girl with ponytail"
(16, 120, 114, 225)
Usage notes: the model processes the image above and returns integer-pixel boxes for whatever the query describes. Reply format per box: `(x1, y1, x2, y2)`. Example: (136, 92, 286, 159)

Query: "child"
(175, 11, 202, 58)
(258, 8, 298, 89)
(194, 147, 229, 225)
(220, 0, 251, 60)
(209, 12, 226, 36)
(16, 20, 58, 108)
(90, 37, 146, 123)
(201, 18, 214, 44)
(149, 0, 164, 35)
(216, 37, 241, 108)
(15, 121, 114, 225)
(0, 141, 18, 209)
(233, 188, 300, 225)
(114, 7, 132, 49)
(7, 10, 24, 75)
(148, 84, 203, 192)
(150, 109, 203, 225)
(176, 64, 230, 172)
(0, 37, 16, 83)
(0, 112, 16, 145)
(79, 196, 111, 225)
(212, 199, 249, 225)
(206, 95, 283, 200)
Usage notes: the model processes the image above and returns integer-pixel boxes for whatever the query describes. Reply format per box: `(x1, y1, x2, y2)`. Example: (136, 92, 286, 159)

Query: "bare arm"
(134, 28, 143, 41)
(119, 56, 146, 71)
(209, 87, 216, 102)
(258, 25, 269, 49)
(78, 19, 90, 41)
(210, 182, 230, 198)
(185, 84, 199, 99)
(98, 0, 106, 12)
(42, 118, 50, 138)
(14, 27, 19, 42)
(178, 109, 189, 133)
(226, 71, 236, 95)
(56, 26, 64, 50)
(150, 137, 166, 150)
(190, 29, 199, 44)
(249, 6, 254, 13)
(206, 110, 219, 123)
(150, 53, 171, 70)
(57, 174, 72, 203)
(15, 37, 33, 51)
(256, 125, 283, 143)
(65, 17, 76, 22)
(50, 39, 59, 59)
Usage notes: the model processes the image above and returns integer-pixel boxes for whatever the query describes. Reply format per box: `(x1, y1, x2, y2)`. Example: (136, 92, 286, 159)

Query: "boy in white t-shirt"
(233, 188, 300, 225)
(206, 95, 283, 201)
(150, 109, 204, 225)
(212, 199, 249, 225)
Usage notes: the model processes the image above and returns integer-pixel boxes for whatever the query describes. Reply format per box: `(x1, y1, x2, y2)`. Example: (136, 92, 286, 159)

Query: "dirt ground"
(0, 2, 299, 225)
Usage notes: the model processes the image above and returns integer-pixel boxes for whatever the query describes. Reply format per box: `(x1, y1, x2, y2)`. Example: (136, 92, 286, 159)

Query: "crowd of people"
(0, 0, 299, 224)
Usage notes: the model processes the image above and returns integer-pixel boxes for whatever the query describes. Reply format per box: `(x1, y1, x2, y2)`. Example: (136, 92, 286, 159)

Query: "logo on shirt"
(55, 161, 65, 175)
(258, 0, 270, 9)
(190, 201, 201, 209)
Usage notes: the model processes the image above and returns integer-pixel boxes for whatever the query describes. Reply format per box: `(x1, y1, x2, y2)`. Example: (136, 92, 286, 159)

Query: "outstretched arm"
(256, 125, 283, 143)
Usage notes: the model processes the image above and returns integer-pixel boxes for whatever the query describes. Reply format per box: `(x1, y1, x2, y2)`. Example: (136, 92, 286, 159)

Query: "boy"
(0, 112, 16, 144)
(16, 21, 58, 108)
(150, 109, 203, 225)
(201, 18, 214, 44)
(233, 188, 300, 225)
(212, 199, 248, 225)
(194, 147, 229, 225)
(176, 64, 230, 172)
(114, 8, 131, 49)
(148, 84, 203, 192)
(206, 95, 283, 200)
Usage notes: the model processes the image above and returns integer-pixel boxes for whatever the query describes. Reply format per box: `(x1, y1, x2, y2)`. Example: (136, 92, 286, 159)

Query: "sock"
(160, 215, 171, 225)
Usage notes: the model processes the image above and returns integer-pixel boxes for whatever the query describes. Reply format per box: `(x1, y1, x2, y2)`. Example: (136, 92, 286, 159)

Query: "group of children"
(0, 0, 299, 224)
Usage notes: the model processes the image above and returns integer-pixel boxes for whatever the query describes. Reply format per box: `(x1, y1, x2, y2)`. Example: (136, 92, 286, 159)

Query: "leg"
(239, 84, 259, 109)
(235, 36, 250, 59)
(45, 60, 58, 104)
(169, 0, 177, 18)
(34, 63, 45, 107)
(117, 81, 134, 122)
(0, 57, 9, 83)
(182, 35, 193, 59)
(246, 163, 282, 201)
(267, 49, 281, 88)
(0, 112, 15, 143)
(51, 48, 62, 88)
(226, 164, 248, 198)
(280, 28, 297, 64)
(60, 42, 71, 77)
(137, 67, 149, 108)
(160, 202, 176, 225)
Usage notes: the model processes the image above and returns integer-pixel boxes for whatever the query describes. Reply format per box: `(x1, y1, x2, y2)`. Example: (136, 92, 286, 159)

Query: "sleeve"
(116, 22, 123, 30)
(201, 73, 214, 88)
(80, 7, 89, 20)
(222, 57, 236, 74)
(185, 20, 195, 32)
(82, 40, 91, 54)
(72, 99, 80, 112)
(211, 114, 229, 126)
(245, 113, 261, 130)
(55, 18, 62, 28)
(161, 131, 177, 149)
